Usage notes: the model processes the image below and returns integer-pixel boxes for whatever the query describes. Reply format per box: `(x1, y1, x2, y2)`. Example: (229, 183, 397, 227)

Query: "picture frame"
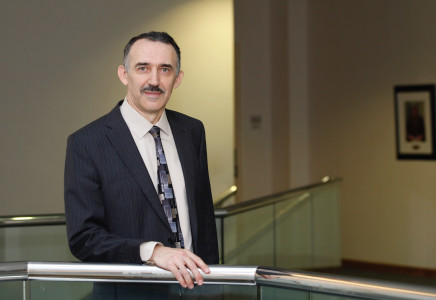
(394, 84, 436, 160)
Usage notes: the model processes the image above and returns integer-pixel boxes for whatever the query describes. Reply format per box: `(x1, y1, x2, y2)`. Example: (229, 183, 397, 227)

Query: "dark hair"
(123, 31, 181, 73)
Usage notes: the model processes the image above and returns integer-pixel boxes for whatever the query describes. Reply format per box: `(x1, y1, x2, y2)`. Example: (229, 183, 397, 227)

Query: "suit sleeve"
(196, 124, 219, 264)
(64, 133, 143, 263)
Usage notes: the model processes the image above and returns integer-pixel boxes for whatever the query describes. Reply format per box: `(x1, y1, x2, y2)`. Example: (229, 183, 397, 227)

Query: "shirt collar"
(120, 99, 171, 138)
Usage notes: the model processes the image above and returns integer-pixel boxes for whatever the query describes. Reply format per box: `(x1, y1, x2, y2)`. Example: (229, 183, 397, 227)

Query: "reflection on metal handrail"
(1, 262, 435, 299)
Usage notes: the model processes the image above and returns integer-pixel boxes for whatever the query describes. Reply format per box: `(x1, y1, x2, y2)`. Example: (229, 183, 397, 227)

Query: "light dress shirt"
(120, 100, 193, 262)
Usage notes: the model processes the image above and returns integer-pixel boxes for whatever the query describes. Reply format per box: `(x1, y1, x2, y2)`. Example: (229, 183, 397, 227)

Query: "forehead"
(128, 39, 178, 66)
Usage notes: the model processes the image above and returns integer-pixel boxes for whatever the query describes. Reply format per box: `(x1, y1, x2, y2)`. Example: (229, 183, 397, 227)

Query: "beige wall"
(307, 0, 436, 269)
(0, 0, 234, 215)
(236, 0, 436, 270)
(234, 0, 274, 201)
(235, 0, 294, 201)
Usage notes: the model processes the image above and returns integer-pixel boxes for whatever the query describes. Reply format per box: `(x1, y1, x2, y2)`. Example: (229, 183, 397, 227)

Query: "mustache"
(140, 85, 165, 94)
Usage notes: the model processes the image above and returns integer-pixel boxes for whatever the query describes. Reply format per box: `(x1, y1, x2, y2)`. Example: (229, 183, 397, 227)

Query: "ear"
(173, 70, 184, 89)
(117, 65, 128, 86)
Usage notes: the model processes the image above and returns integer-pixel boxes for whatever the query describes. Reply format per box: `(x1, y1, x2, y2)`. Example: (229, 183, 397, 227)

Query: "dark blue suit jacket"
(64, 101, 219, 264)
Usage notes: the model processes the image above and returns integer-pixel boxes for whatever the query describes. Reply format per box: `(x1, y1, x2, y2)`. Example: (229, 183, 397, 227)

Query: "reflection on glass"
(221, 182, 341, 269)
(0, 225, 76, 262)
(224, 205, 274, 266)
(275, 193, 312, 269)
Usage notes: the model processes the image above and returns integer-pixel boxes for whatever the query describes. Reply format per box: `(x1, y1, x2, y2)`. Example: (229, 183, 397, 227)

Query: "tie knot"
(149, 126, 160, 138)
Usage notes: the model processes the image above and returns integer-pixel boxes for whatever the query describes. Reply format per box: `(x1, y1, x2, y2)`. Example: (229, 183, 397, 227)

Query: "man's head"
(118, 31, 184, 123)
(123, 31, 181, 75)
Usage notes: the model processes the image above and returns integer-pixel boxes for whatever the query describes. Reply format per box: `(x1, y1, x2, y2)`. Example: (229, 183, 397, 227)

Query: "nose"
(148, 69, 160, 86)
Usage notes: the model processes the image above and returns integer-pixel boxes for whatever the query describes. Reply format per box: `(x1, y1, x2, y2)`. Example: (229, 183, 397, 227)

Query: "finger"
(187, 252, 210, 274)
(167, 264, 189, 289)
(181, 256, 204, 286)
(176, 262, 195, 289)
(187, 263, 204, 286)
(169, 253, 194, 289)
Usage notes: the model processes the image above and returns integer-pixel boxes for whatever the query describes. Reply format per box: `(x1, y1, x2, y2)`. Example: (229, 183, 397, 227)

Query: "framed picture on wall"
(394, 84, 436, 160)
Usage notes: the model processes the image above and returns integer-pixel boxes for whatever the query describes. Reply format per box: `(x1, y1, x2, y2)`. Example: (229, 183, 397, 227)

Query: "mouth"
(140, 85, 165, 96)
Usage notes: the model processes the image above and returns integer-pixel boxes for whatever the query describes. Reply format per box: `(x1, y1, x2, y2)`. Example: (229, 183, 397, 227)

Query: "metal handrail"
(0, 177, 341, 227)
(0, 214, 66, 227)
(1, 262, 435, 299)
(256, 267, 436, 300)
(0, 262, 257, 285)
(213, 185, 238, 208)
(214, 176, 341, 217)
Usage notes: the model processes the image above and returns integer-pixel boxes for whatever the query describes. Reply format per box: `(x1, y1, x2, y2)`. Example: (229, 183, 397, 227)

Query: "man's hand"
(149, 245, 210, 289)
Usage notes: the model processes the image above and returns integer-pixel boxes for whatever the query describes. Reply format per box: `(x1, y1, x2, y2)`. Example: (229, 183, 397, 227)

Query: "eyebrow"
(160, 64, 173, 69)
(134, 62, 150, 68)
(134, 62, 174, 69)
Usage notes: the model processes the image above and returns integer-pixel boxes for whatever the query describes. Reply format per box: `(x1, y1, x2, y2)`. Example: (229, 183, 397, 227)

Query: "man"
(64, 31, 219, 291)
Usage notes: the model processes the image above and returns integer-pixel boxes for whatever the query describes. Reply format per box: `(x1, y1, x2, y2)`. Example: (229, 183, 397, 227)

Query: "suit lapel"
(167, 111, 199, 244)
(104, 103, 170, 230)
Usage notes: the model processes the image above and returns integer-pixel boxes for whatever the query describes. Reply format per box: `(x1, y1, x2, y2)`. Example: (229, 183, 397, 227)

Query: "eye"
(161, 67, 170, 73)
(137, 66, 149, 73)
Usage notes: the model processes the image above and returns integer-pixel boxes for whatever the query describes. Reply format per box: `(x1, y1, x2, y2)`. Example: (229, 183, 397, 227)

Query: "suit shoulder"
(165, 109, 204, 129)
(68, 104, 121, 141)
(68, 114, 109, 141)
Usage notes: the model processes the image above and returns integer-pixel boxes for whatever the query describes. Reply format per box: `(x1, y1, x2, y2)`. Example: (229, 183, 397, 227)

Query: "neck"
(124, 98, 164, 124)
(143, 110, 164, 124)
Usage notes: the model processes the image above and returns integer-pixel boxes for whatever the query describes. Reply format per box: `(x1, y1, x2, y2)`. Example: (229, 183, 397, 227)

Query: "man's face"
(118, 39, 184, 123)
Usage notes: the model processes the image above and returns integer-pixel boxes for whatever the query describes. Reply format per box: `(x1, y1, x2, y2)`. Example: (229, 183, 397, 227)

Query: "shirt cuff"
(140, 241, 163, 263)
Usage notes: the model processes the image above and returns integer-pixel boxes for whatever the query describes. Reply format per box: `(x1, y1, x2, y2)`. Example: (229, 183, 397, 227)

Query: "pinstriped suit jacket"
(64, 101, 219, 264)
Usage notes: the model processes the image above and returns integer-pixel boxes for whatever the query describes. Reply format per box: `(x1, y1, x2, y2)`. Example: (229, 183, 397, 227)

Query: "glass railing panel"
(223, 205, 274, 266)
(222, 285, 257, 300)
(0, 225, 76, 262)
(259, 285, 308, 300)
(27, 281, 257, 300)
(260, 285, 365, 300)
(29, 280, 93, 300)
(260, 285, 366, 300)
(218, 178, 342, 268)
(310, 294, 363, 300)
(0, 280, 23, 300)
(312, 184, 342, 268)
(274, 192, 312, 269)
(260, 283, 436, 300)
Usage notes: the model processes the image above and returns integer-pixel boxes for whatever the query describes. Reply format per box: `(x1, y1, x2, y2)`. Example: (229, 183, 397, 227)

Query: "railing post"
(23, 280, 30, 300)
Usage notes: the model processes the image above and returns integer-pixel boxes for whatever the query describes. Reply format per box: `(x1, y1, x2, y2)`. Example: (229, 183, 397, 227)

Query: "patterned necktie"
(149, 126, 185, 249)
